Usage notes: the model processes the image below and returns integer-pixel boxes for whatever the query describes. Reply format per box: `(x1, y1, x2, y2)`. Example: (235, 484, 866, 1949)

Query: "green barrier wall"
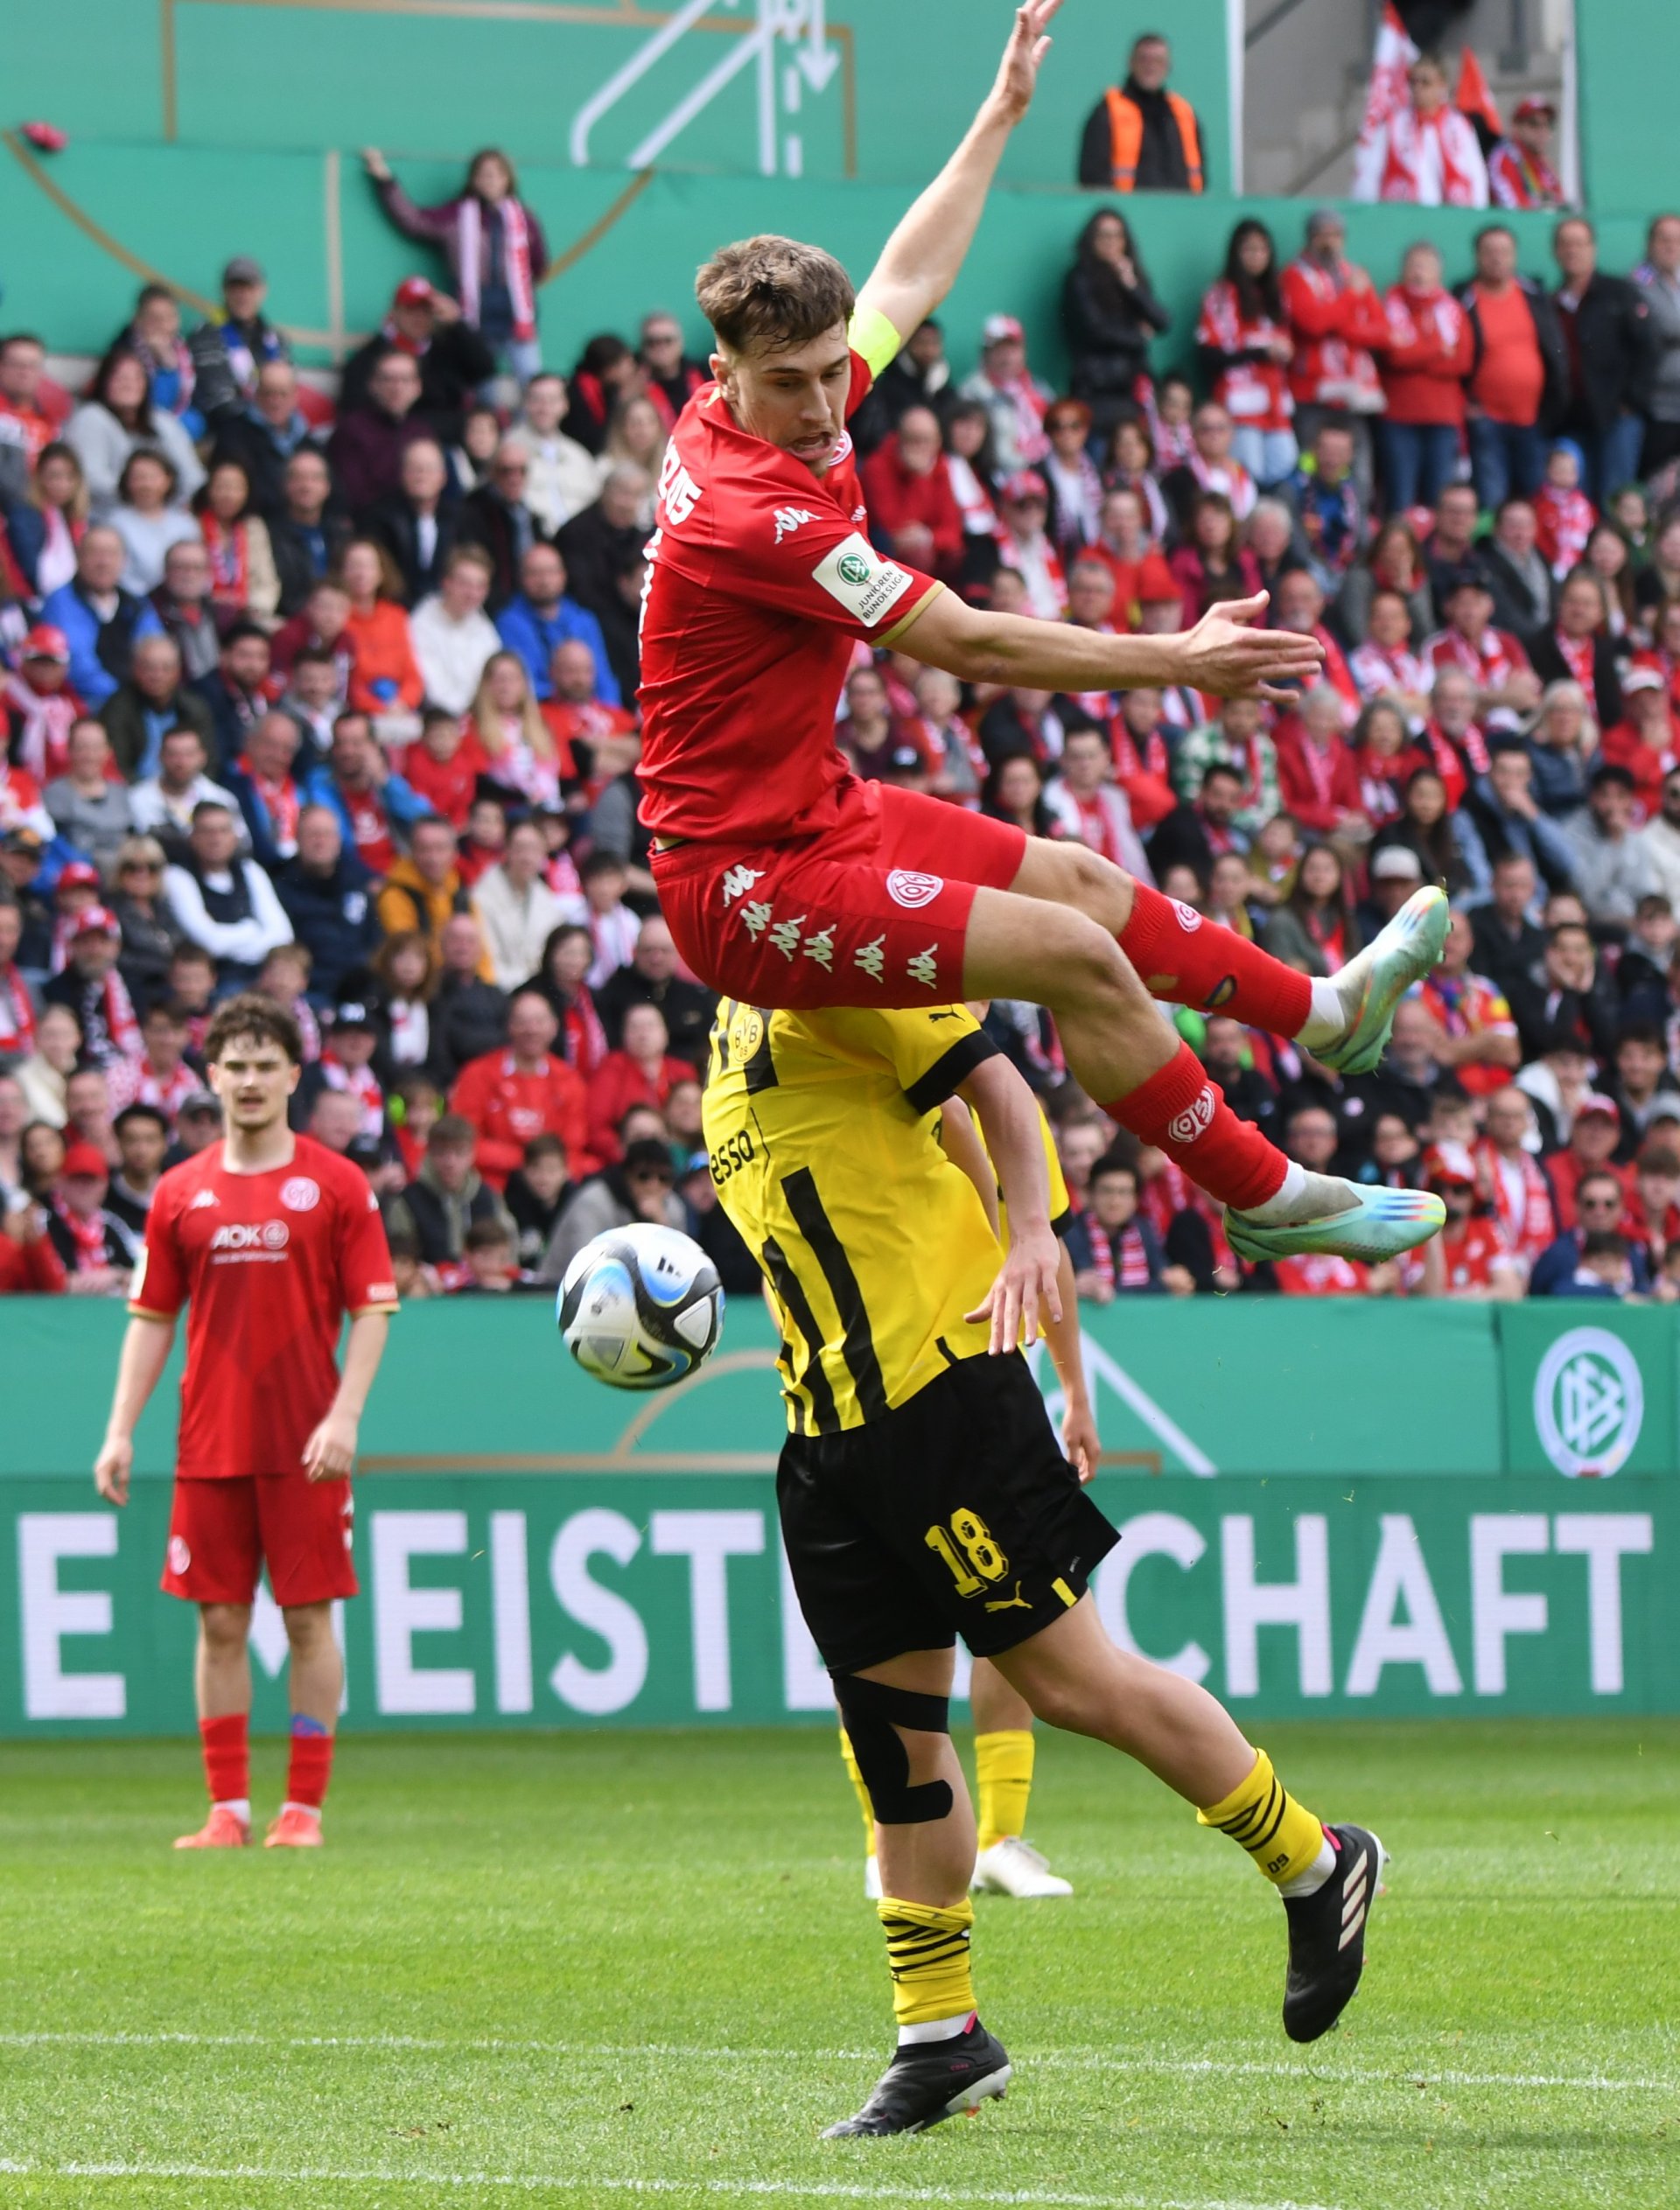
(1, 1300, 1675, 1734)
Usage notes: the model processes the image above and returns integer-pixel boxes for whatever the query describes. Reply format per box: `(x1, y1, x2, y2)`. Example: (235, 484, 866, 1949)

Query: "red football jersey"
(130, 1134, 398, 1479)
(635, 353, 940, 844)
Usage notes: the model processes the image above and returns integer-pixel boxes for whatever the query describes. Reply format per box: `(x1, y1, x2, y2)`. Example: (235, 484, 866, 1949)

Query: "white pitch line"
(0, 2162, 1342, 2210)
(0, 2029, 1670, 2097)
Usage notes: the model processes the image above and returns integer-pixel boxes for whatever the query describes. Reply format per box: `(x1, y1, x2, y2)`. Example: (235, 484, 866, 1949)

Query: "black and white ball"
(556, 1222, 724, 1390)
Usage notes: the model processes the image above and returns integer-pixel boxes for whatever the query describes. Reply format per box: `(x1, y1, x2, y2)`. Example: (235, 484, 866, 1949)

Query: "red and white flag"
(1351, 3, 1419, 199)
(1454, 44, 1503, 148)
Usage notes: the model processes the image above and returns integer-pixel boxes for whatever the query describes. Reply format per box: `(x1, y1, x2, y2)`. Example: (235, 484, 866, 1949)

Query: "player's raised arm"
(890, 587, 1325, 703)
(957, 1053, 1060, 1353)
(94, 1312, 177, 1506)
(853, 2, 1059, 347)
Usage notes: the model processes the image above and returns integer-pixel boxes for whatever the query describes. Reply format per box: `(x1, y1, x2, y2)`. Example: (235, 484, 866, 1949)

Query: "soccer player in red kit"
(638, 0, 1448, 1273)
(94, 995, 398, 1850)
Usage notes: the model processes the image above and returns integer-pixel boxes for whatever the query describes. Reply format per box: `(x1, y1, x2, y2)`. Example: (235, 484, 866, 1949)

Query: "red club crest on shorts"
(1168, 1086, 1217, 1145)
(168, 1535, 191, 1576)
(886, 869, 944, 910)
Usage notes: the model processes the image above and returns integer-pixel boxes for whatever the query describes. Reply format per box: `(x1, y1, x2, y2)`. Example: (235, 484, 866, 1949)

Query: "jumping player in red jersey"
(94, 994, 398, 1850)
(639, 1, 1448, 1275)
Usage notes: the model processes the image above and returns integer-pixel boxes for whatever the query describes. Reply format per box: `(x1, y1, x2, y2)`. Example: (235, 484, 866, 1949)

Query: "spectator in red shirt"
(0, 1190, 66, 1294)
(1379, 241, 1475, 513)
(1273, 683, 1366, 836)
(1418, 1141, 1523, 1299)
(1280, 208, 1388, 495)
(585, 1004, 691, 1165)
(1545, 1093, 1634, 1229)
(449, 987, 593, 1189)
(1476, 1083, 1560, 1273)
(859, 408, 965, 581)
(1457, 224, 1565, 510)
(402, 707, 488, 829)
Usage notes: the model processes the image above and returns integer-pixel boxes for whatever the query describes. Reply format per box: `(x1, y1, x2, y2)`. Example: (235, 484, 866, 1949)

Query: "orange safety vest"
(1103, 86, 1203, 193)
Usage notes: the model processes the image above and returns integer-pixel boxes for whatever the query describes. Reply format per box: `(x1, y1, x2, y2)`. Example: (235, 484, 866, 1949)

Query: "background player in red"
(637, 0, 1448, 1279)
(94, 995, 398, 1850)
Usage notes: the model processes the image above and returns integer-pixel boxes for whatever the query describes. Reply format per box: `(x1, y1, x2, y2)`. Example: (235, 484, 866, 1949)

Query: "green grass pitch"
(0, 1720, 1674, 2209)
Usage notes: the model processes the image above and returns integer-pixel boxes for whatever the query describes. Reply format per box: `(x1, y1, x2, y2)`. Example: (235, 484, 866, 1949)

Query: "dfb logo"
(886, 869, 944, 909)
(1167, 1086, 1217, 1145)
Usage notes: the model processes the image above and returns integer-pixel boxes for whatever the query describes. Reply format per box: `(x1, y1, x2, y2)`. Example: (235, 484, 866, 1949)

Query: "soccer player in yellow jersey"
(703, 997, 1387, 2137)
(839, 1093, 1094, 1901)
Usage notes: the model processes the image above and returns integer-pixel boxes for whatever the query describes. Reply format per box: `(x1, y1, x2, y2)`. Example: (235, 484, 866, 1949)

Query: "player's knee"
(1058, 840, 1126, 910)
(1010, 1662, 1096, 1737)
(199, 1602, 250, 1651)
(282, 1601, 334, 1654)
(1049, 910, 1131, 1002)
(833, 1673, 954, 1826)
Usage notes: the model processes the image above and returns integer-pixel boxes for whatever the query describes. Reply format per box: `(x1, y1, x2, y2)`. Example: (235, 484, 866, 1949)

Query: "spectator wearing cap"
(365, 436, 462, 607)
(1634, 214, 1680, 479)
(472, 817, 567, 993)
(1422, 570, 1540, 731)
(1279, 211, 1387, 490)
(273, 805, 379, 1000)
(860, 408, 965, 580)
(1159, 401, 1256, 534)
(1528, 570, 1623, 733)
(494, 542, 620, 707)
(66, 349, 205, 522)
(1075, 32, 1203, 194)
(329, 351, 431, 518)
(537, 1134, 686, 1283)
(992, 473, 1065, 620)
(1457, 225, 1567, 512)
(208, 360, 329, 521)
(43, 717, 132, 877)
(1598, 668, 1677, 822)
(957, 318, 1054, 479)
(1417, 1142, 1522, 1300)
(362, 148, 549, 385)
(450, 988, 591, 1192)
(163, 800, 292, 987)
(1358, 52, 1488, 209)
(340, 278, 495, 449)
(1564, 761, 1659, 924)
(1060, 209, 1171, 450)
(1378, 241, 1475, 513)
(1550, 217, 1654, 507)
(42, 903, 141, 1069)
(294, 996, 386, 1139)
(4, 626, 80, 791)
(46, 1138, 140, 1293)
(105, 1101, 170, 1231)
(1540, 1102, 1635, 1236)
(186, 257, 290, 423)
(1488, 96, 1566, 213)
(39, 525, 164, 713)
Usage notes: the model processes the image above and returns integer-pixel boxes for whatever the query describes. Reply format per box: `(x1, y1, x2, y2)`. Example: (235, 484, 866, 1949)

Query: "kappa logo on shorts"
(1172, 899, 1203, 932)
(168, 1535, 191, 1577)
(720, 864, 764, 908)
(741, 899, 774, 938)
(768, 914, 806, 959)
(907, 946, 940, 990)
(886, 868, 944, 909)
(1167, 1085, 1218, 1145)
(280, 1176, 319, 1213)
(855, 934, 886, 983)
(802, 926, 836, 969)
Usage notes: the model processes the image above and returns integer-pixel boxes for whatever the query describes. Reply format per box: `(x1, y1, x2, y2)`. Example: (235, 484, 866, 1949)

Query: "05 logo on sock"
(1168, 1086, 1217, 1144)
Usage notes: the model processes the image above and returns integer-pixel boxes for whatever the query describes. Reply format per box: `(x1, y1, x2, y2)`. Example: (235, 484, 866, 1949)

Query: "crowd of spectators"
(6, 118, 1680, 1310)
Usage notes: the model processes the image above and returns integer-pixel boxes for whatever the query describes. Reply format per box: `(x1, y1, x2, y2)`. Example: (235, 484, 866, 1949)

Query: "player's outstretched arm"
(301, 1309, 391, 1482)
(892, 587, 1326, 703)
(94, 1314, 176, 1506)
(957, 1054, 1060, 1353)
(854, 2, 1059, 346)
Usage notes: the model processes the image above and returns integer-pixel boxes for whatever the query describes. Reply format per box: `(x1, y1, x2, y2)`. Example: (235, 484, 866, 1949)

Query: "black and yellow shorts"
(778, 1350, 1120, 1676)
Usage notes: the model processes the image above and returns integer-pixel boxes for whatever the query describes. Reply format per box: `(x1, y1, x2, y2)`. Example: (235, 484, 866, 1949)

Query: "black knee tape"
(833, 1673, 954, 1827)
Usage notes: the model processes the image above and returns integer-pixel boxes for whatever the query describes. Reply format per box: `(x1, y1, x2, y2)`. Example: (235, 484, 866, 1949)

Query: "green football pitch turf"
(0, 1721, 1673, 2210)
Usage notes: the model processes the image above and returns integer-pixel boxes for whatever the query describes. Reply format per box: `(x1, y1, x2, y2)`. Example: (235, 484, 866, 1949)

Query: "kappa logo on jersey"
(210, 1220, 290, 1253)
(741, 899, 774, 938)
(188, 1187, 219, 1210)
(886, 868, 944, 910)
(811, 532, 916, 630)
(720, 864, 764, 908)
(657, 444, 703, 527)
(1167, 1086, 1218, 1146)
(280, 1176, 320, 1213)
(772, 507, 815, 545)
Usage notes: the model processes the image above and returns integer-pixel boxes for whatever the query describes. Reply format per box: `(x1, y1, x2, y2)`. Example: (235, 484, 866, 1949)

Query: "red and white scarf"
(1535, 486, 1595, 580)
(1382, 283, 1466, 356)
(318, 1052, 385, 1139)
(1350, 639, 1429, 703)
(1553, 628, 1597, 689)
(1185, 449, 1256, 521)
(1378, 106, 1483, 207)
(239, 756, 302, 856)
(1197, 281, 1293, 430)
(0, 962, 37, 1057)
(562, 988, 608, 1078)
(4, 675, 80, 785)
(1479, 1140, 1555, 1262)
(200, 514, 250, 610)
(458, 197, 536, 341)
(1143, 392, 1196, 472)
(1086, 1217, 1154, 1292)
(108, 1053, 200, 1122)
(54, 1197, 113, 1274)
(1489, 140, 1563, 212)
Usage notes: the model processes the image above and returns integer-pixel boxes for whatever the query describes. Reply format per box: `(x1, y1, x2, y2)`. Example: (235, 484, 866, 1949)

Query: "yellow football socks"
(878, 1895, 976, 2027)
(1196, 1747, 1326, 1885)
(838, 1724, 875, 1858)
(974, 1729, 1035, 1852)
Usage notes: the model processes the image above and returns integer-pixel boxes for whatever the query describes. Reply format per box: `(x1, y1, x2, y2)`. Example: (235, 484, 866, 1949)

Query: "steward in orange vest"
(1077, 37, 1204, 194)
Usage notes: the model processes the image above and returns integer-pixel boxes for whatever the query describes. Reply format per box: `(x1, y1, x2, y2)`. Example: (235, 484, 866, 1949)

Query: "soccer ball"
(556, 1222, 724, 1390)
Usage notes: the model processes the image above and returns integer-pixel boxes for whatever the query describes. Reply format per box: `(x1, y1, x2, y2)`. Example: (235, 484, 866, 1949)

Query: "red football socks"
(1118, 884, 1313, 1036)
(200, 1713, 249, 1807)
(1102, 1042, 1288, 1212)
(285, 1725, 334, 1812)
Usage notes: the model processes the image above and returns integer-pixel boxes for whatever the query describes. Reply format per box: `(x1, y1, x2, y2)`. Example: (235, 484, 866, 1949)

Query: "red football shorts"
(651, 778, 1028, 1008)
(161, 1475, 359, 1608)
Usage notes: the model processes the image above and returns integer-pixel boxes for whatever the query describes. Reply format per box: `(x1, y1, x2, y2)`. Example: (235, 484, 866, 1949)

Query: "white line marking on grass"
(0, 2163, 1341, 2209)
(0, 2030, 1671, 2097)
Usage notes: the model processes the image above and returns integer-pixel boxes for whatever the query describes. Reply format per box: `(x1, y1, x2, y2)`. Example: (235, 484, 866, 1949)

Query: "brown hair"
(372, 927, 439, 1003)
(204, 991, 304, 1067)
(695, 235, 855, 357)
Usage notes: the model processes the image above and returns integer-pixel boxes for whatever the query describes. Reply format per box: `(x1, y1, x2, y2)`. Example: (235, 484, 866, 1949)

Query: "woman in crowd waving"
(362, 145, 550, 385)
